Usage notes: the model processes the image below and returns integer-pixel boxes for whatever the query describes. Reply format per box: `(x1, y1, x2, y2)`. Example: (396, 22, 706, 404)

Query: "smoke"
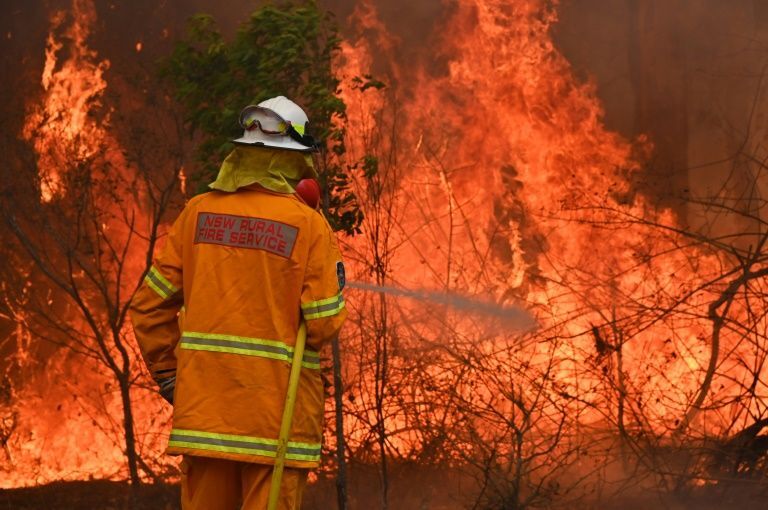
(347, 280, 538, 331)
(554, 0, 768, 232)
(321, 0, 451, 78)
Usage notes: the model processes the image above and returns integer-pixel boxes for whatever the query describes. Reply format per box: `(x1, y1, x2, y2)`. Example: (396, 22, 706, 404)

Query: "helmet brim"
(232, 135, 316, 152)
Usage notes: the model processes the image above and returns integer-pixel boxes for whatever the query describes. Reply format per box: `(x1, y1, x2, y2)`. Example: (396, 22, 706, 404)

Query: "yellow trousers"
(180, 456, 307, 510)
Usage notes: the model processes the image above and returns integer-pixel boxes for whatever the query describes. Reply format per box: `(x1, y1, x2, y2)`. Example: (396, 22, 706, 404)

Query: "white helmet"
(232, 96, 317, 152)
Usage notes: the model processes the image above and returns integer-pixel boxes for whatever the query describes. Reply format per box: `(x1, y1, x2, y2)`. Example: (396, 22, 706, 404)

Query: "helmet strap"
(286, 124, 318, 151)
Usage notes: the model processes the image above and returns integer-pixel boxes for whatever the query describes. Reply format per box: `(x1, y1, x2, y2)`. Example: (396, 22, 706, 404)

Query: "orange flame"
(23, 0, 109, 202)
(336, 0, 763, 465)
(5, 0, 766, 493)
(4, 0, 173, 488)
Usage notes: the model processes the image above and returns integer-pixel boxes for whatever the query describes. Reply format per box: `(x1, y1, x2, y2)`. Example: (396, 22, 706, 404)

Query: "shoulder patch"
(336, 261, 346, 291)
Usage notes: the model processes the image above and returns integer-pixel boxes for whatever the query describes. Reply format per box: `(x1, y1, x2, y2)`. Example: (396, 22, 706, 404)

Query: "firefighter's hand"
(158, 376, 176, 405)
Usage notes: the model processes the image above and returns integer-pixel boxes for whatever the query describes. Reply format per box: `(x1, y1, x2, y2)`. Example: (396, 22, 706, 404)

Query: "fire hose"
(267, 320, 308, 510)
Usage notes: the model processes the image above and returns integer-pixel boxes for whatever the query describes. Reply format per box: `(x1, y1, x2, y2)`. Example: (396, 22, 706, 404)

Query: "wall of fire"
(1, 0, 768, 498)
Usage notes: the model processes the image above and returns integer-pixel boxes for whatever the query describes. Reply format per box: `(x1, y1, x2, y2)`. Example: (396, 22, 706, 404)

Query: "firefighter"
(130, 96, 347, 510)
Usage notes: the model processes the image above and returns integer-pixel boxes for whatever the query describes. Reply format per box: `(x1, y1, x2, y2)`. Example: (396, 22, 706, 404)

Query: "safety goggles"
(237, 104, 317, 150)
(239, 105, 291, 135)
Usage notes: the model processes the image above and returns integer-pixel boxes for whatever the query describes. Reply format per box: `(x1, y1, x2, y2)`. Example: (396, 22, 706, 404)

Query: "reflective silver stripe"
(144, 267, 177, 299)
(168, 429, 321, 462)
(170, 433, 319, 456)
(182, 336, 288, 355)
(305, 296, 344, 314)
(179, 332, 320, 369)
(301, 294, 345, 320)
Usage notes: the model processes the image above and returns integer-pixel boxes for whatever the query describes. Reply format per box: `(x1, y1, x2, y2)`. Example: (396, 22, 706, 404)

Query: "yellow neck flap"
(209, 146, 317, 194)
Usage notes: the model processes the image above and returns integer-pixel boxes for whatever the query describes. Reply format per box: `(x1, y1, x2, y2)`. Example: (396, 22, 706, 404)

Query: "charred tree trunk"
(117, 373, 141, 488)
(321, 172, 349, 510)
(374, 286, 390, 510)
(331, 337, 348, 510)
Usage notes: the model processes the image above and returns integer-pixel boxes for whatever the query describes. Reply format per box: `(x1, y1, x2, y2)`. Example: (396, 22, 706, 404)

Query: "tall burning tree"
(1, 0, 183, 489)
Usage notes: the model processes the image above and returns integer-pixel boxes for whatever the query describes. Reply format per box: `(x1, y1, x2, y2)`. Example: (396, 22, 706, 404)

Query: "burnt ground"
(0, 481, 179, 510)
(0, 482, 333, 510)
(0, 479, 453, 509)
(0, 479, 380, 510)
(2, 477, 768, 509)
(0, 466, 465, 509)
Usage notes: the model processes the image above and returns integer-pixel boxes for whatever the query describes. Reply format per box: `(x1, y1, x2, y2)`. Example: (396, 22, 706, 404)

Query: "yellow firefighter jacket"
(129, 186, 347, 469)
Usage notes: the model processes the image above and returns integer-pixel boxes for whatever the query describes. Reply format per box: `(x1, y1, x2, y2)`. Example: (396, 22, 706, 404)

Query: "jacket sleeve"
(301, 213, 348, 350)
(129, 207, 187, 382)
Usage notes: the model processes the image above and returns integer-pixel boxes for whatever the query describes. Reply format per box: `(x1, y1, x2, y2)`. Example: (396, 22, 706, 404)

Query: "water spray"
(346, 281, 538, 331)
